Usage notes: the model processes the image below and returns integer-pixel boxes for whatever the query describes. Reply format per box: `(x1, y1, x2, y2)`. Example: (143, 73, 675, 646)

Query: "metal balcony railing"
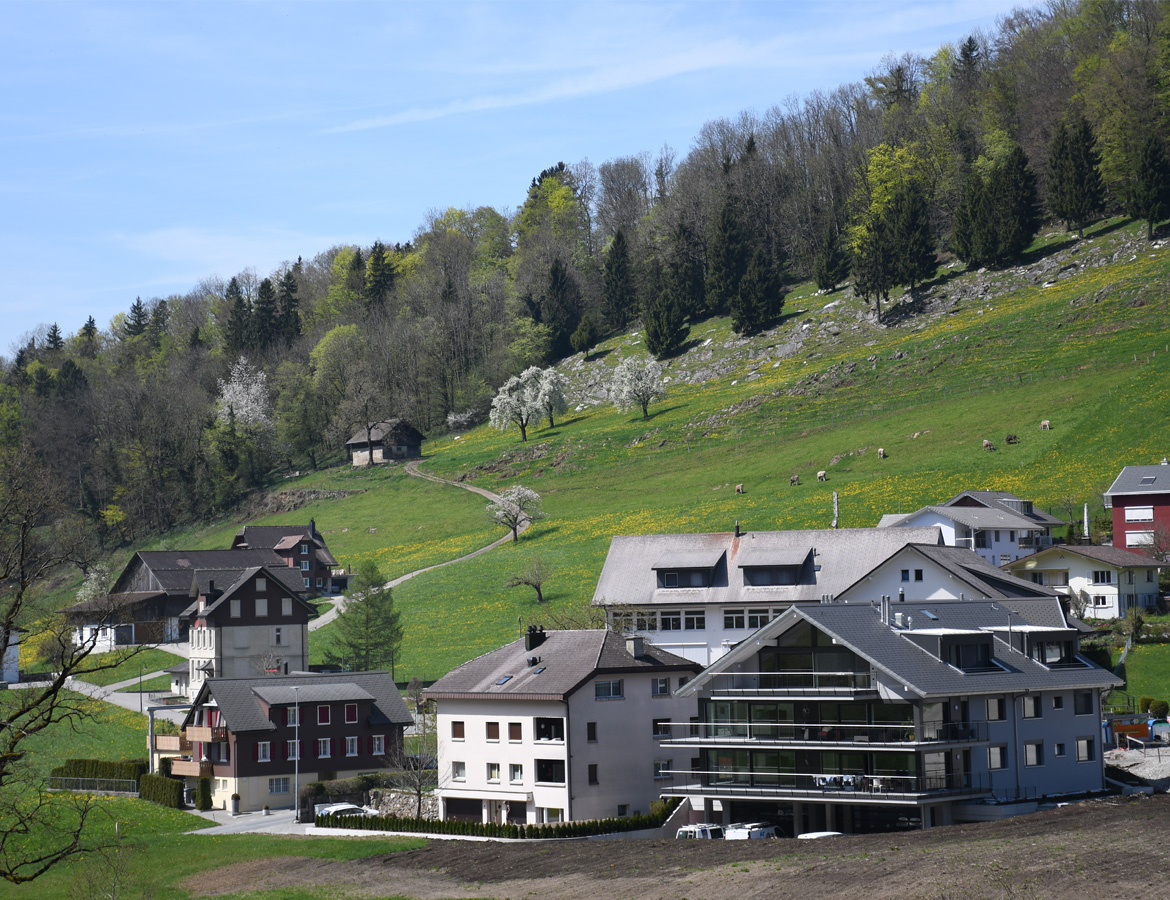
(658, 767, 988, 799)
(659, 720, 986, 745)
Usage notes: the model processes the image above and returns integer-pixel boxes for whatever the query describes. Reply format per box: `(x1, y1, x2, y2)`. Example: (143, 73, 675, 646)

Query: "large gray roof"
(684, 598, 1120, 700)
(424, 630, 700, 702)
(183, 671, 411, 734)
(591, 527, 944, 609)
(1007, 544, 1161, 570)
(882, 490, 1062, 530)
(1105, 462, 1170, 499)
(116, 549, 308, 599)
(882, 544, 1058, 600)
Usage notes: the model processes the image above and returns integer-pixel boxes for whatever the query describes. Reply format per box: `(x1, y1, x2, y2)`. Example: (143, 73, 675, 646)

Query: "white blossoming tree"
(536, 367, 569, 428)
(216, 356, 273, 434)
(488, 366, 543, 442)
(487, 485, 545, 542)
(608, 357, 666, 419)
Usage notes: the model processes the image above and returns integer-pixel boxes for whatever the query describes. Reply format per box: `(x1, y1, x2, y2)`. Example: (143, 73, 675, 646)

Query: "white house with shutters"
(1003, 545, 1161, 619)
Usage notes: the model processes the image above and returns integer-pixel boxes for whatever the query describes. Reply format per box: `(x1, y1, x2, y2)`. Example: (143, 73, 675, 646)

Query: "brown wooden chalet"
(164, 671, 412, 812)
(345, 419, 424, 466)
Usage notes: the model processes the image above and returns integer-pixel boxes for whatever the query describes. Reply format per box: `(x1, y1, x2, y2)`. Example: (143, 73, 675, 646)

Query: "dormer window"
(743, 566, 798, 586)
(660, 570, 709, 588)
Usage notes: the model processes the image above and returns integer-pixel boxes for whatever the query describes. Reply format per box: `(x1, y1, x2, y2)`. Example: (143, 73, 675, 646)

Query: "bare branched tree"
(504, 556, 551, 603)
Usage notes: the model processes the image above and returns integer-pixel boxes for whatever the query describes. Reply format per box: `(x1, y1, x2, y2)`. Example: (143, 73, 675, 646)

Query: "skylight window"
(495, 676, 512, 685)
(1140, 476, 1156, 485)
(534, 667, 545, 674)
(919, 609, 939, 621)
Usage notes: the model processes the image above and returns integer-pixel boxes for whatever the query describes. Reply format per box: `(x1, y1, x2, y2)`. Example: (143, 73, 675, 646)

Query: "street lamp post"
(293, 685, 300, 822)
(139, 664, 144, 713)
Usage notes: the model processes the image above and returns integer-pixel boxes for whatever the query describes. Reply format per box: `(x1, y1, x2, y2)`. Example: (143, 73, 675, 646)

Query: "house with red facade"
(160, 670, 412, 813)
(1104, 459, 1170, 554)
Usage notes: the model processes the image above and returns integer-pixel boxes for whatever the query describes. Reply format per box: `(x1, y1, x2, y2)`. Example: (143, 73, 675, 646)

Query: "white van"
(675, 823, 725, 839)
(724, 822, 777, 840)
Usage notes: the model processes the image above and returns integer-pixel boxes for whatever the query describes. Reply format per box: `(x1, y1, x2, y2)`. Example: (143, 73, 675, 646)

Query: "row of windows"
(1018, 692, 1094, 718)
(1003, 736, 1095, 767)
(279, 703, 360, 727)
(451, 719, 564, 742)
(228, 596, 296, 618)
(620, 609, 779, 632)
(658, 568, 799, 589)
(256, 734, 386, 761)
(451, 759, 564, 784)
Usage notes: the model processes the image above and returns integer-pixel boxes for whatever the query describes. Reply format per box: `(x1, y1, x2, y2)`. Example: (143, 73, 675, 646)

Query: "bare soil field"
(190, 792, 1169, 900)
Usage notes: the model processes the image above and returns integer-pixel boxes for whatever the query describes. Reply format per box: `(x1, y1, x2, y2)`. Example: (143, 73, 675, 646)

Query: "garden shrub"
(1150, 700, 1169, 718)
(139, 773, 184, 809)
(50, 758, 148, 783)
(1139, 697, 1154, 713)
(196, 777, 212, 811)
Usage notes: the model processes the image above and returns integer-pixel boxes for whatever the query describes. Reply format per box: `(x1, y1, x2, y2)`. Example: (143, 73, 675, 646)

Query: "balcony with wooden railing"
(151, 733, 192, 755)
(169, 757, 215, 778)
(184, 725, 227, 743)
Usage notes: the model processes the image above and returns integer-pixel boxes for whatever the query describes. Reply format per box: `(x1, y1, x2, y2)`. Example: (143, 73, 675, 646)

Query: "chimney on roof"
(881, 594, 890, 625)
(310, 518, 317, 537)
(898, 587, 905, 603)
(734, 520, 741, 538)
(524, 625, 546, 651)
(626, 636, 644, 658)
(1162, 457, 1168, 466)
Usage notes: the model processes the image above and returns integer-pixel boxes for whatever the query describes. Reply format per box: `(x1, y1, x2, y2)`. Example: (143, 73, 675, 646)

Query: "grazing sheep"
(790, 475, 800, 486)
(983, 439, 996, 451)
(735, 483, 744, 495)
(1006, 433, 1019, 445)
(817, 470, 827, 482)
(878, 448, 887, 459)
(1040, 419, 1051, 430)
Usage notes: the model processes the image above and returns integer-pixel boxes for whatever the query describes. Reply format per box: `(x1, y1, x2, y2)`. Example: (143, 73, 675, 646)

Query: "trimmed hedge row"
(316, 799, 677, 839)
(139, 773, 184, 809)
(50, 758, 148, 783)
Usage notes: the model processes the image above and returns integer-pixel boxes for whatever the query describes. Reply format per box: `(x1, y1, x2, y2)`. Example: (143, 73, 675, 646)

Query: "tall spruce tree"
(642, 264, 688, 358)
(1125, 133, 1170, 241)
(813, 220, 851, 292)
(124, 297, 149, 338)
(79, 315, 98, 358)
(888, 180, 936, 292)
(366, 240, 395, 307)
(601, 228, 635, 330)
(542, 257, 581, 359)
(1048, 117, 1104, 239)
(224, 277, 251, 354)
(731, 247, 780, 335)
(853, 214, 894, 325)
(706, 199, 749, 315)
(277, 269, 301, 346)
(44, 323, 64, 352)
(668, 221, 708, 319)
(990, 144, 1040, 261)
(251, 278, 278, 350)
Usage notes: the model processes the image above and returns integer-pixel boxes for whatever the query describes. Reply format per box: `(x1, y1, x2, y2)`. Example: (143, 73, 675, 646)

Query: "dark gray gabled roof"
(882, 544, 1058, 600)
(592, 527, 944, 609)
(183, 671, 411, 734)
(424, 630, 700, 702)
(116, 549, 308, 599)
(1105, 462, 1170, 499)
(884, 491, 1063, 531)
(345, 419, 424, 448)
(682, 599, 1119, 700)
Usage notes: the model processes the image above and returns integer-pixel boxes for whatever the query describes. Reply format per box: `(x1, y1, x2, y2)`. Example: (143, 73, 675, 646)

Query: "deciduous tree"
(488, 367, 542, 442)
(487, 485, 545, 542)
(608, 357, 665, 419)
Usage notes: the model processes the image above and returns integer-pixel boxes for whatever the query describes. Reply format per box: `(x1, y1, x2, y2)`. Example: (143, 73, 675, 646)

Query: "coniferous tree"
(888, 180, 936, 292)
(124, 297, 149, 338)
(277, 270, 301, 346)
(853, 214, 894, 325)
(79, 316, 98, 358)
(1048, 117, 1104, 239)
(1125, 133, 1170, 241)
(146, 299, 169, 347)
(601, 229, 635, 330)
(251, 278, 278, 351)
(642, 264, 688, 358)
(44, 323, 64, 352)
(668, 222, 707, 319)
(731, 247, 780, 335)
(570, 313, 598, 358)
(224, 277, 251, 354)
(953, 169, 990, 266)
(813, 221, 851, 292)
(366, 240, 395, 307)
(989, 144, 1041, 261)
(542, 257, 581, 359)
(706, 199, 749, 315)
(346, 246, 366, 300)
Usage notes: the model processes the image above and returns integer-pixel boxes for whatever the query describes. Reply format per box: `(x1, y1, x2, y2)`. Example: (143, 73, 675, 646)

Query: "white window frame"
(345, 703, 358, 724)
(317, 738, 331, 759)
(300, 560, 311, 571)
(487, 762, 500, 783)
(452, 761, 465, 782)
(595, 679, 624, 700)
(371, 734, 385, 755)
(1024, 742, 1043, 767)
(1076, 737, 1095, 762)
(653, 759, 672, 779)
(1126, 531, 1153, 548)
(651, 677, 670, 697)
(509, 763, 523, 783)
(684, 610, 706, 630)
(318, 705, 331, 725)
(269, 777, 289, 794)
(1125, 506, 1154, 522)
(724, 609, 746, 629)
(988, 746, 1007, 770)
(257, 741, 271, 762)
(286, 740, 300, 760)
(345, 736, 359, 757)
(1092, 570, 1113, 585)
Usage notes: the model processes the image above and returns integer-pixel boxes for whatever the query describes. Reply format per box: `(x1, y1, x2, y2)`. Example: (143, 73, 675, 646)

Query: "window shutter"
(330, 738, 335, 757)
(253, 742, 259, 761)
(283, 708, 290, 726)
(368, 735, 374, 754)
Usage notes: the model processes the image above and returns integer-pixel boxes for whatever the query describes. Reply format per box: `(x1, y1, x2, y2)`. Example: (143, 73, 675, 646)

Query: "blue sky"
(2, 1, 1021, 350)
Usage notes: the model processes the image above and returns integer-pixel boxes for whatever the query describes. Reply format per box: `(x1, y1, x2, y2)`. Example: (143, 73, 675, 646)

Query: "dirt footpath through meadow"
(189, 792, 1169, 900)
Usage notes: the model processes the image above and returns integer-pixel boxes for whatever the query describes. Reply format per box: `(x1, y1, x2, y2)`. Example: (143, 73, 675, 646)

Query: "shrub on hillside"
(50, 759, 148, 783)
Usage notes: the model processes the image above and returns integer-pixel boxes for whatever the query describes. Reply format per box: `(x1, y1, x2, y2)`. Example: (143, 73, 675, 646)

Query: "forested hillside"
(4, 0, 1169, 565)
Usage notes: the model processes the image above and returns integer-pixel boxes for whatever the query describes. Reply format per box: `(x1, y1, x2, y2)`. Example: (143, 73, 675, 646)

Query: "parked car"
(314, 802, 378, 819)
(724, 822, 777, 839)
(675, 823, 724, 839)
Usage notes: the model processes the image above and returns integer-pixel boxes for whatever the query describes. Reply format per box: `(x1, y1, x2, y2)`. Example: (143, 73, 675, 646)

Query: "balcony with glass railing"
(657, 766, 989, 801)
(702, 670, 874, 697)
